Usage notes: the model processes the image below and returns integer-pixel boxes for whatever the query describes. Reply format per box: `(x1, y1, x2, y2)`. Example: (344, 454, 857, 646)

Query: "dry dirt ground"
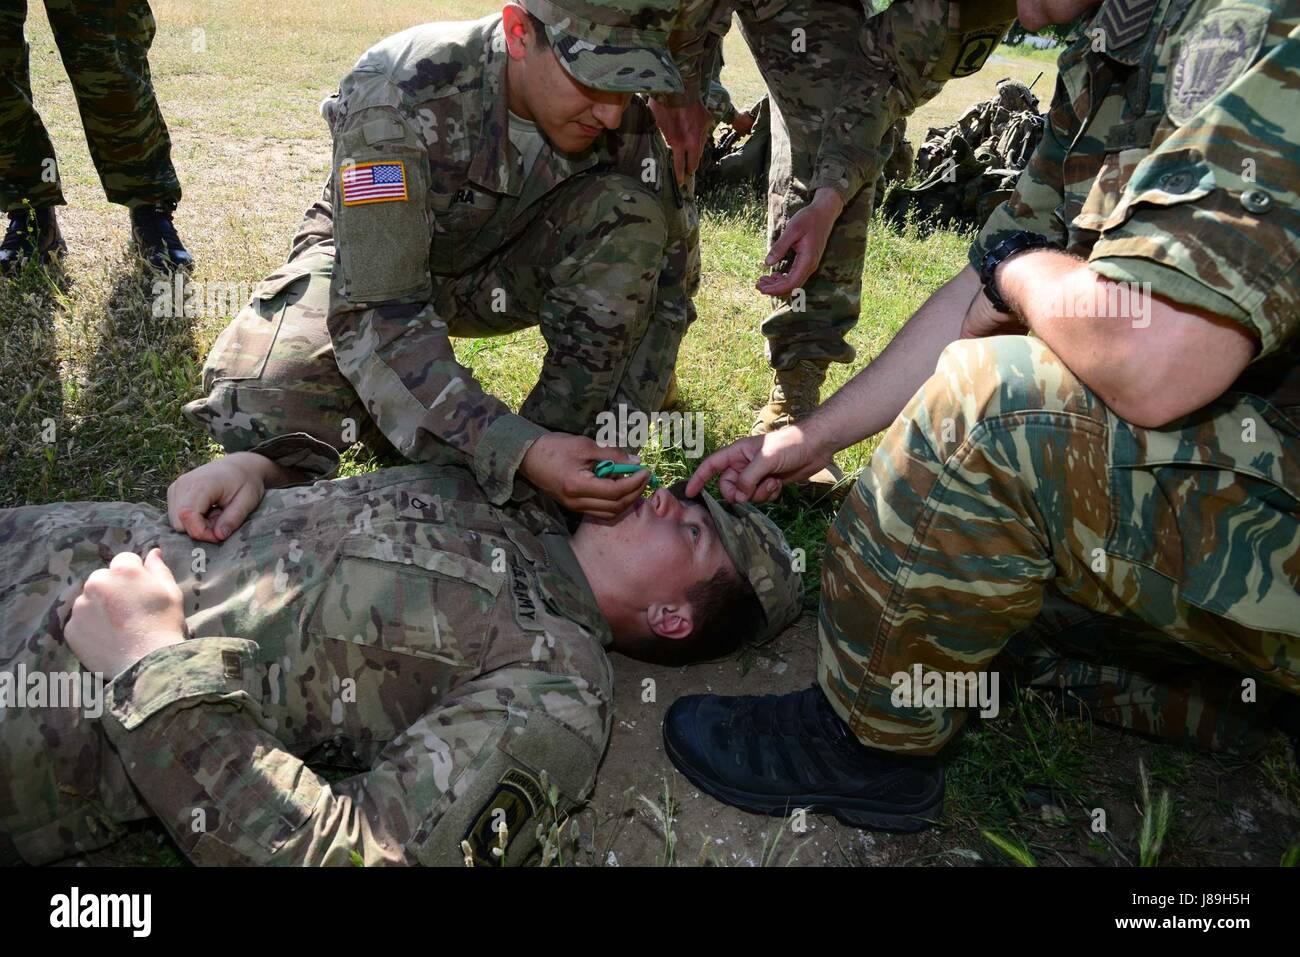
(575, 622, 1300, 868)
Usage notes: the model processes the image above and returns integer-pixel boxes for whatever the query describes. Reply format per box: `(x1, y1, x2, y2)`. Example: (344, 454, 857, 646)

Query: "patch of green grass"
(996, 41, 1066, 68)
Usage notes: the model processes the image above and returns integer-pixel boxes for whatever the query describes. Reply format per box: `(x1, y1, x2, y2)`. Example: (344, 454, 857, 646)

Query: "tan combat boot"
(751, 359, 845, 490)
(661, 371, 680, 411)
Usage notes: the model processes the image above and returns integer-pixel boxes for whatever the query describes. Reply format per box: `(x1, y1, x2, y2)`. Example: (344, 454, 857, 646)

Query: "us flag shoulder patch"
(340, 161, 408, 206)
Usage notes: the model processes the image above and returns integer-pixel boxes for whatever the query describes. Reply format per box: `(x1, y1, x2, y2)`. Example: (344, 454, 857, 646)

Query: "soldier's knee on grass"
(183, 256, 361, 477)
(557, 172, 667, 255)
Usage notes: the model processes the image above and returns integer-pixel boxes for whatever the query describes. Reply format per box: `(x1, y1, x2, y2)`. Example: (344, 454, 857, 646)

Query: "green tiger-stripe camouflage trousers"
(818, 335, 1300, 754)
(0, 0, 180, 211)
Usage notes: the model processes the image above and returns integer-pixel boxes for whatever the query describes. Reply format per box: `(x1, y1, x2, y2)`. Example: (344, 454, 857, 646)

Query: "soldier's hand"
(649, 96, 712, 182)
(731, 111, 755, 136)
(65, 548, 186, 679)
(167, 452, 274, 543)
(960, 280, 1029, 339)
(757, 188, 844, 298)
(686, 427, 831, 504)
(520, 433, 649, 520)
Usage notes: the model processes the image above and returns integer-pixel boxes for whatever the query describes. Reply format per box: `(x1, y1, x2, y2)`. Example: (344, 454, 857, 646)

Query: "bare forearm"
(997, 251, 1255, 427)
(804, 266, 980, 453)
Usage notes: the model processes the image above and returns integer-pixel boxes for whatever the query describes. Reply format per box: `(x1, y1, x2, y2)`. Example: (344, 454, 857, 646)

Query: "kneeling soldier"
(186, 0, 694, 519)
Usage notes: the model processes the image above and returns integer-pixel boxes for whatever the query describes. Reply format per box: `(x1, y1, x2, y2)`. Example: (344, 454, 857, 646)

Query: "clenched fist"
(65, 548, 186, 680)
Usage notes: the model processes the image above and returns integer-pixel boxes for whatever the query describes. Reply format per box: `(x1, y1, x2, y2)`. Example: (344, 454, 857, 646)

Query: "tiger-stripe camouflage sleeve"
(1088, 0, 1300, 357)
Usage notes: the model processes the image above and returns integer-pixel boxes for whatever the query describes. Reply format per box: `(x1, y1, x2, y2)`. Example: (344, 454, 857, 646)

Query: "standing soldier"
(186, 1, 693, 519)
(741, 0, 1018, 480)
(670, 0, 1300, 829)
(0, 0, 191, 274)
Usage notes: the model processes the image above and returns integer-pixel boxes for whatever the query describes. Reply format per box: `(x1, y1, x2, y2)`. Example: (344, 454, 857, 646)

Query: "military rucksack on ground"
(883, 77, 1045, 231)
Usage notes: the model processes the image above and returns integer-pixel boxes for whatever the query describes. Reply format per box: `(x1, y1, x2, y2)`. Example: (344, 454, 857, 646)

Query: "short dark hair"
(633, 482, 766, 666)
(526, 11, 551, 49)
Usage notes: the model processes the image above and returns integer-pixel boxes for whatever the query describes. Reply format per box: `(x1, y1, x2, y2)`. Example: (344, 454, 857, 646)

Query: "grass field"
(1, 1, 1296, 867)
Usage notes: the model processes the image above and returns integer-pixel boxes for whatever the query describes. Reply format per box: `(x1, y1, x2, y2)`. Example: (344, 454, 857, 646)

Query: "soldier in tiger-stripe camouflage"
(0, 0, 191, 273)
(665, 0, 1300, 832)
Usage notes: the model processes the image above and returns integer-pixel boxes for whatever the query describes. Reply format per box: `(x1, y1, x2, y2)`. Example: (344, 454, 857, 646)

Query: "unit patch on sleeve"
(462, 767, 545, 866)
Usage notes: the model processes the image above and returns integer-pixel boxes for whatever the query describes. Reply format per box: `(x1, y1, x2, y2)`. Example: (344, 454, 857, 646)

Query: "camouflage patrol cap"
(698, 491, 804, 643)
(520, 0, 684, 95)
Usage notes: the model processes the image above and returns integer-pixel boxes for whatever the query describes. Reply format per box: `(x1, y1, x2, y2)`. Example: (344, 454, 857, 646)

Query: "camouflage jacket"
(323, 15, 686, 504)
(0, 465, 614, 866)
(972, 0, 1300, 635)
(812, 0, 1019, 201)
(664, 0, 1010, 190)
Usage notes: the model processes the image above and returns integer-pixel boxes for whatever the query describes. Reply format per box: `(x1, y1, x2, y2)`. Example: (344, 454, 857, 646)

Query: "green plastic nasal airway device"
(594, 459, 661, 489)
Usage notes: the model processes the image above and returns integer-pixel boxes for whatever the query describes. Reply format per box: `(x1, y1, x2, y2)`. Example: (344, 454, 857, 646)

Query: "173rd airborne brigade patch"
(339, 160, 408, 205)
(463, 766, 546, 866)
(1167, 5, 1269, 125)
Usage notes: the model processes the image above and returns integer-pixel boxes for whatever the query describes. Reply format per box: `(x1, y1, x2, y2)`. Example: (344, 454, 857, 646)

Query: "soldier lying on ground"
(0, 451, 801, 866)
(665, 0, 1300, 831)
(186, 0, 695, 523)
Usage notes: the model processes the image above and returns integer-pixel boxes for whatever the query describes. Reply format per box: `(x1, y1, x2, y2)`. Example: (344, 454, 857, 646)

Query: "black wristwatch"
(978, 231, 1059, 313)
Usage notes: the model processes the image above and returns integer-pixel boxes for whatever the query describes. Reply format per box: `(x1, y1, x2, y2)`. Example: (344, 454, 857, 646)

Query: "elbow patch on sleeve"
(419, 710, 602, 867)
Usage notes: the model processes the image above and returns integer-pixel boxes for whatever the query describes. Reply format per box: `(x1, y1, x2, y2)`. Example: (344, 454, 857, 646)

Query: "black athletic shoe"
(130, 205, 193, 272)
(663, 684, 944, 832)
(0, 205, 65, 275)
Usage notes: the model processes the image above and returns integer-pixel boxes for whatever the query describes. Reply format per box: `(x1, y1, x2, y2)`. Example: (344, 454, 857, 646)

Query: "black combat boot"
(663, 684, 944, 832)
(0, 205, 66, 275)
(130, 205, 193, 272)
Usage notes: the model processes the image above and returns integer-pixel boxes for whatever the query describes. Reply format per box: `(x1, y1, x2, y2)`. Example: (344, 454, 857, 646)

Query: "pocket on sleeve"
(332, 111, 433, 304)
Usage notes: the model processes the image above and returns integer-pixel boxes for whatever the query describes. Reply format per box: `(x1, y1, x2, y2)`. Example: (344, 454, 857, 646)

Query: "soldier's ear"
(501, 4, 531, 59)
(647, 602, 693, 642)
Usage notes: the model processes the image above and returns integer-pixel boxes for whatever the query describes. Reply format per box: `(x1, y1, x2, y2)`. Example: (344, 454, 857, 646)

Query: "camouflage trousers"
(0, 0, 181, 211)
(818, 335, 1300, 755)
(739, 0, 949, 371)
(184, 172, 688, 475)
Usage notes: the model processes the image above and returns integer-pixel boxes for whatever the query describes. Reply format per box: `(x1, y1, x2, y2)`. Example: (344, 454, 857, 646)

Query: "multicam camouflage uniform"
(819, 0, 1300, 755)
(738, 0, 1017, 371)
(0, 462, 803, 865)
(884, 77, 1045, 229)
(185, 5, 695, 503)
(0, 0, 181, 211)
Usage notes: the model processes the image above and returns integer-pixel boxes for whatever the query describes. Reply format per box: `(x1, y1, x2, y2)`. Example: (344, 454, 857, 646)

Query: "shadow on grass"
(0, 264, 70, 507)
